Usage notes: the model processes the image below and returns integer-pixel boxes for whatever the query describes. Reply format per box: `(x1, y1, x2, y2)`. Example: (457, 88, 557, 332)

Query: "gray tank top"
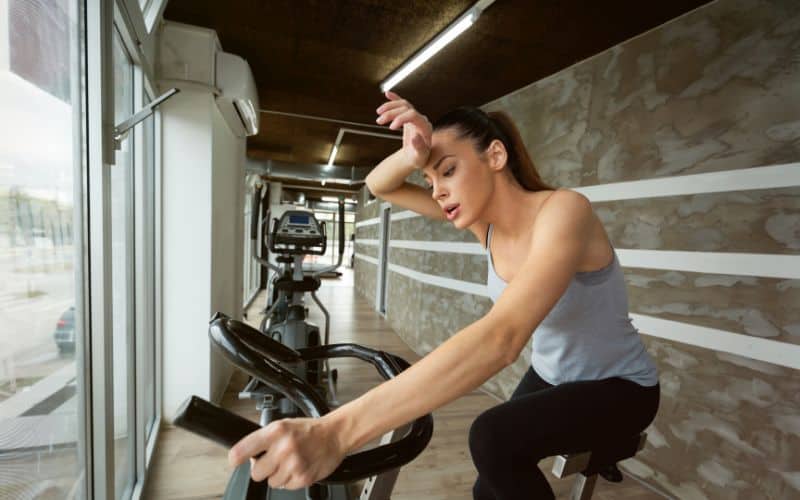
(485, 225, 659, 387)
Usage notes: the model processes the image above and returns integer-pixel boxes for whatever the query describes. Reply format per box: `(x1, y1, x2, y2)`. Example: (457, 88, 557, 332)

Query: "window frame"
(85, 0, 163, 498)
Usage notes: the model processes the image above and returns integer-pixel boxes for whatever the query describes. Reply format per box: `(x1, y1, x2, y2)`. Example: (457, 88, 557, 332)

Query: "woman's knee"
(469, 408, 516, 469)
(468, 410, 497, 461)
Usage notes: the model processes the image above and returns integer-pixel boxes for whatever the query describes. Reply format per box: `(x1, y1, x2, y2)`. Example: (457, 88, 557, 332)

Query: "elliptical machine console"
(271, 210, 326, 251)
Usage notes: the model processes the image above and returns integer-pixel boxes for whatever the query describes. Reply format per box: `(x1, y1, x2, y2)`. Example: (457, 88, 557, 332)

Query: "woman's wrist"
(320, 401, 363, 454)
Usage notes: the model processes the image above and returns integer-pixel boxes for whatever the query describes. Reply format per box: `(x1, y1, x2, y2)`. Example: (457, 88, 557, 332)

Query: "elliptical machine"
(243, 188, 346, 418)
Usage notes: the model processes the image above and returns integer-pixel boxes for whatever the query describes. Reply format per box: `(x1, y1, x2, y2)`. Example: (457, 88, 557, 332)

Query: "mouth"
(443, 203, 461, 221)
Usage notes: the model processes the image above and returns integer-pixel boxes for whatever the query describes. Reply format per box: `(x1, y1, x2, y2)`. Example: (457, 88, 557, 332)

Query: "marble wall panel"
(595, 186, 800, 253)
(357, 194, 381, 221)
(625, 267, 800, 346)
(483, 0, 800, 187)
(354, 257, 376, 305)
(389, 247, 488, 284)
(384, 272, 422, 348)
(628, 337, 800, 500)
(354, 242, 378, 260)
(390, 217, 477, 242)
(355, 224, 379, 241)
(388, 273, 492, 353)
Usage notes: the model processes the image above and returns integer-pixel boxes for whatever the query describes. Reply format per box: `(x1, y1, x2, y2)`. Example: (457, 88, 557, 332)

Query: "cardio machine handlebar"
(173, 312, 434, 484)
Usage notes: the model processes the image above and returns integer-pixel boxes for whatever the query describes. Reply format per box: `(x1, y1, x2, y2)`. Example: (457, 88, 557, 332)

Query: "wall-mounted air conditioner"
(157, 21, 259, 138)
(215, 51, 259, 138)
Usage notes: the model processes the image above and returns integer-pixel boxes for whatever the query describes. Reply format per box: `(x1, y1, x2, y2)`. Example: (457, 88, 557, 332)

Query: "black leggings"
(470, 367, 659, 499)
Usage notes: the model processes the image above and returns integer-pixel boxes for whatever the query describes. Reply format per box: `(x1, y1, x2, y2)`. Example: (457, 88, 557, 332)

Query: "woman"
(228, 91, 660, 499)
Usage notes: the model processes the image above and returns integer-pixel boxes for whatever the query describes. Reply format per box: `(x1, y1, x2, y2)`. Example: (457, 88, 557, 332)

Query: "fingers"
(388, 108, 420, 130)
(229, 426, 272, 467)
(412, 132, 427, 151)
(376, 98, 408, 115)
(250, 452, 280, 482)
(266, 464, 291, 489)
(376, 104, 411, 126)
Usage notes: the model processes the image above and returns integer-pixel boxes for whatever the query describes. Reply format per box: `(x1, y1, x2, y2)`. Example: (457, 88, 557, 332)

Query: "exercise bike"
(194, 194, 419, 499)
(174, 313, 434, 499)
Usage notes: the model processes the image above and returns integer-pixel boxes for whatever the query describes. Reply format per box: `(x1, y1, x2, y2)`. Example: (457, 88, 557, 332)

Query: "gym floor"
(143, 269, 662, 499)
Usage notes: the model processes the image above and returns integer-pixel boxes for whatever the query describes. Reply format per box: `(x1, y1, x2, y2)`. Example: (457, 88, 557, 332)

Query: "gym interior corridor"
(142, 269, 661, 500)
(3, 1, 798, 498)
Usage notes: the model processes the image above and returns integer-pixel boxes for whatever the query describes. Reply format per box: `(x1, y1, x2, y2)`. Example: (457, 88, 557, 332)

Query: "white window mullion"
(86, 0, 116, 498)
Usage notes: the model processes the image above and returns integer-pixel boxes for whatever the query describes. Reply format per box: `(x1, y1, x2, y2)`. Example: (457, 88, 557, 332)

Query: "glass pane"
(112, 30, 135, 500)
(0, 0, 86, 498)
(143, 98, 156, 441)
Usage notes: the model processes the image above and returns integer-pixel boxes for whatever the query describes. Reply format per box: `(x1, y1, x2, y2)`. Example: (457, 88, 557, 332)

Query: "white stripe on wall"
(630, 313, 800, 370)
(391, 210, 420, 222)
(616, 249, 800, 280)
(355, 162, 800, 228)
(387, 263, 489, 297)
(356, 209, 420, 228)
(573, 162, 800, 202)
(355, 238, 800, 280)
(354, 254, 378, 266)
(355, 218, 380, 228)
(390, 240, 485, 254)
(356, 257, 799, 369)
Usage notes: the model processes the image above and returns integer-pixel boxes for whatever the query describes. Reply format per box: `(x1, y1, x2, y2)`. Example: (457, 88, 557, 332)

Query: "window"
(140, 90, 157, 443)
(111, 27, 136, 500)
(0, 0, 87, 497)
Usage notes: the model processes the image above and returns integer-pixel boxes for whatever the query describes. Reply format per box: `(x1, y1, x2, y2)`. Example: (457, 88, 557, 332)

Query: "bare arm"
(325, 189, 593, 451)
(365, 149, 445, 220)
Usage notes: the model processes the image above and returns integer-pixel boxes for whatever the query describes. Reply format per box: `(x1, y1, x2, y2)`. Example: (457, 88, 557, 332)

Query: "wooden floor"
(143, 268, 663, 499)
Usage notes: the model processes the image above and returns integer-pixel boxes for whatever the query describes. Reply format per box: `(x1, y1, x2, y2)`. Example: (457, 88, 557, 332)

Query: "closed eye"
(443, 165, 455, 177)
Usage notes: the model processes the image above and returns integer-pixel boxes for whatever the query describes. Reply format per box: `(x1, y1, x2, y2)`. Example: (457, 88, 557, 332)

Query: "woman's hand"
(376, 91, 432, 168)
(228, 416, 347, 491)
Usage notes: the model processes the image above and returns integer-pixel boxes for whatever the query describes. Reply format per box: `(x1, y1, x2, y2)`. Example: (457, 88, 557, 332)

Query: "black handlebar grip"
(174, 396, 262, 454)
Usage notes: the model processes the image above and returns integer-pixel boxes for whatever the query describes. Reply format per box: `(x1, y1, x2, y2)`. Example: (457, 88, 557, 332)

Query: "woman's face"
(422, 128, 495, 229)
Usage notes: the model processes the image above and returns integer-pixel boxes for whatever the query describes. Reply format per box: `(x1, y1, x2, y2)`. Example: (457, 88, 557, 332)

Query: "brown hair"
(432, 106, 555, 192)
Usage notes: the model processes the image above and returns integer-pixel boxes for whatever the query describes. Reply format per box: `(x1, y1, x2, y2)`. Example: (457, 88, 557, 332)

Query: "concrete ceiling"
(164, 0, 710, 195)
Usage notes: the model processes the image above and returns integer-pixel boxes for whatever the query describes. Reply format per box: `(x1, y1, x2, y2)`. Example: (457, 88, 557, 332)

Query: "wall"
(161, 87, 246, 421)
(209, 98, 246, 404)
(354, 0, 800, 497)
(161, 89, 214, 422)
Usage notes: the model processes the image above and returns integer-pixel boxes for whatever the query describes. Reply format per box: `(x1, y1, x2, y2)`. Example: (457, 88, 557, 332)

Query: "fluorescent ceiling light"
(326, 145, 339, 169)
(380, 6, 481, 93)
(322, 196, 356, 204)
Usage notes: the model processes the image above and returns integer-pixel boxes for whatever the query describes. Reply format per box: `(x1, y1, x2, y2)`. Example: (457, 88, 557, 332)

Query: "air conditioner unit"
(215, 51, 260, 138)
(157, 22, 259, 138)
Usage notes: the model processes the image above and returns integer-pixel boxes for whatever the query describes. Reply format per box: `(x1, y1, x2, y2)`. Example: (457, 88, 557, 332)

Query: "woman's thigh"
(472, 375, 659, 462)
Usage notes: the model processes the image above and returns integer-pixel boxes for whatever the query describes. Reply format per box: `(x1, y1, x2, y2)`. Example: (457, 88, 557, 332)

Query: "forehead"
(423, 128, 466, 173)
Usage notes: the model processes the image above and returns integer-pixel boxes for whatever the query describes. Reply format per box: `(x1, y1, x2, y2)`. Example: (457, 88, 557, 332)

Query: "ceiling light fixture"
(325, 127, 401, 170)
(379, 0, 496, 93)
(327, 145, 339, 169)
(322, 196, 356, 204)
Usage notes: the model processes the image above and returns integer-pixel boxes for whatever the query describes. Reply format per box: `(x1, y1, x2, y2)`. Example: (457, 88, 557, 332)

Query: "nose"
(431, 181, 447, 201)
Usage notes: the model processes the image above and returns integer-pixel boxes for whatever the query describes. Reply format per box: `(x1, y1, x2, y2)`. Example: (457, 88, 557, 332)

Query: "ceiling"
(163, 0, 710, 195)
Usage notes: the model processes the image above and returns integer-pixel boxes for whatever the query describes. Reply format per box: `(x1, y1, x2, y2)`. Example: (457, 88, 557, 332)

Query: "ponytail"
(432, 106, 555, 192)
